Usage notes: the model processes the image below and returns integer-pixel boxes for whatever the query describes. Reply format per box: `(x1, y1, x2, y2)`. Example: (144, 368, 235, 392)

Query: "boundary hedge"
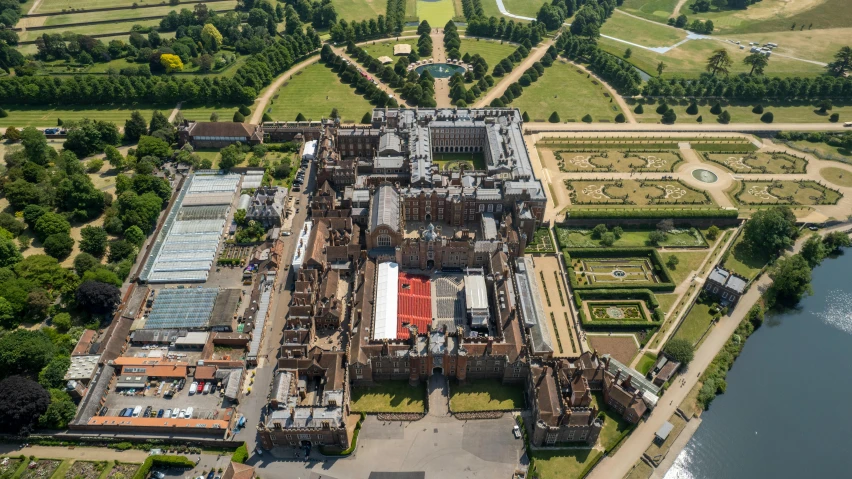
(132, 455, 195, 479)
(561, 208, 738, 220)
(562, 247, 676, 292)
(320, 412, 365, 456)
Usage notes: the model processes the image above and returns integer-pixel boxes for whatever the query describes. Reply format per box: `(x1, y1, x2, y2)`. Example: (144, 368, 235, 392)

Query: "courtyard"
(349, 382, 426, 413)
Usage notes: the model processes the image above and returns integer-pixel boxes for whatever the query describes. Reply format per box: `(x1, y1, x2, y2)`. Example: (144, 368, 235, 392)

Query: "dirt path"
(672, 0, 690, 18)
(168, 101, 183, 122)
(475, 35, 558, 108)
(533, 255, 582, 356)
(248, 56, 321, 124)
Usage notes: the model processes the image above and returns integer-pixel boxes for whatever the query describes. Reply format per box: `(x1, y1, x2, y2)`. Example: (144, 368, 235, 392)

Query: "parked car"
(255, 448, 263, 456)
(178, 409, 187, 418)
(197, 381, 205, 394)
(189, 382, 198, 394)
(118, 408, 128, 417)
(144, 406, 152, 417)
(203, 383, 211, 394)
(164, 410, 172, 419)
(171, 407, 180, 418)
(513, 425, 521, 439)
(178, 378, 186, 390)
(122, 408, 133, 417)
(207, 471, 215, 479)
(132, 406, 142, 417)
(151, 472, 165, 479)
(99, 406, 108, 416)
(157, 409, 164, 418)
(185, 407, 194, 418)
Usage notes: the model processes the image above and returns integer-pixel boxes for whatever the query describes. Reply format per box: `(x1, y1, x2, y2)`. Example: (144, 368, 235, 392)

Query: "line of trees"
(561, 34, 642, 96)
(641, 72, 852, 101)
(490, 44, 559, 108)
(320, 45, 410, 107)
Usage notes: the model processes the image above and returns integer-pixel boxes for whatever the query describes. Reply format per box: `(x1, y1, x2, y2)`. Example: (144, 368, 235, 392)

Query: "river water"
(665, 251, 852, 478)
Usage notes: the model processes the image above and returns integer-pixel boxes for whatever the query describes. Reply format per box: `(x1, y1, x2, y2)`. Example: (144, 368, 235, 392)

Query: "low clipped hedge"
(320, 412, 365, 456)
(133, 455, 195, 479)
(561, 208, 738, 220)
(577, 288, 664, 331)
(564, 248, 675, 292)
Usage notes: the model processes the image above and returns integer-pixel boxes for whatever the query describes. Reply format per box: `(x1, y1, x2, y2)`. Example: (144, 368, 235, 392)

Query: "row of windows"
(194, 136, 248, 141)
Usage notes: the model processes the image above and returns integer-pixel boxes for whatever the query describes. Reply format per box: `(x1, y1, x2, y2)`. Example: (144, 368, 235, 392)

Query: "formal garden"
(566, 179, 713, 206)
(525, 228, 556, 253)
(732, 180, 842, 205)
(555, 226, 708, 248)
(551, 149, 683, 173)
(703, 151, 808, 174)
(588, 302, 648, 322)
(573, 258, 663, 287)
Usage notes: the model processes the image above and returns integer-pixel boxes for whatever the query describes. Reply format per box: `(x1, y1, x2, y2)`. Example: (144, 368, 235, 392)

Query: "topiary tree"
(760, 111, 774, 123)
(0, 107, 7, 118)
(262, 113, 272, 122)
(238, 105, 251, 116)
(233, 111, 245, 122)
(522, 111, 530, 122)
(581, 113, 593, 123)
(361, 112, 372, 124)
(696, 115, 703, 122)
(549, 111, 561, 123)
(752, 104, 764, 114)
(706, 225, 720, 240)
(664, 338, 694, 365)
(686, 102, 698, 115)
(295, 113, 306, 121)
(830, 113, 840, 122)
(634, 104, 644, 114)
(710, 102, 722, 114)
(717, 110, 731, 124)
(614, 113, 626, 123)
(655, 102, 669, 114)
(662, 109, 677, 124)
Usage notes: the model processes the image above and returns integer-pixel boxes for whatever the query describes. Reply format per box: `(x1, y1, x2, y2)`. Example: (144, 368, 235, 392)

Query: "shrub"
(829, 113, 840, 122)
(760, 112, 774, 123)
(114, 442, 133, 451)
(233, 111, 245, 122)
(710, 102, 722, 114)
(634, 104, 644, 114)
(662, 109, 677, 124)
(548, 111, 561, 123)
(582, 114, 593, 123)
(655, 102, 669, 114)
(686, 102, 698, 115)
(231, 443, 248, 463)
(238, 105, 251, 116)
(614, 113, 625, 123)
(717, 110, 731, 124)
(664, 338, 694, 364)
(697, 115, 703, 122)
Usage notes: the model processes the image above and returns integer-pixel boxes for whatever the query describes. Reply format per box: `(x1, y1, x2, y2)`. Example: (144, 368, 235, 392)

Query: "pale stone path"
(428, 373, 450, 417)
(532, 255, 584, 356)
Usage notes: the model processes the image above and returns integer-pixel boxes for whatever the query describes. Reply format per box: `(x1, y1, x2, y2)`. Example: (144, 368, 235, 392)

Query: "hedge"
(320, 412, 365, 456)
(562, 247, 676, 292)
(133, 455, 195, 479)
(561, 208, 738, 220)
(231, 443, 248, 464)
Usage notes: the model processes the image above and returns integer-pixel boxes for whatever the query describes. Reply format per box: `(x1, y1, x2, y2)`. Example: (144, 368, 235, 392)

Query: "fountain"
(414, 63, 466, 79)
(692, 169, 718, 183)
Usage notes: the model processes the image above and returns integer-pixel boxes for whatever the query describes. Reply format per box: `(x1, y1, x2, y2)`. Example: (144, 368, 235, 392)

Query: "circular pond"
(414, 63, 466, 79)
(612, 269, 627, 278)
(692, 168, 719, 183)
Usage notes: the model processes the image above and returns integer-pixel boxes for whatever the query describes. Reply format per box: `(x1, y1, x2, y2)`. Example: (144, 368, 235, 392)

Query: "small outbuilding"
(655, 421, 674, 443)
(393, 44, 411, 56)
(378, 56, 393, 64)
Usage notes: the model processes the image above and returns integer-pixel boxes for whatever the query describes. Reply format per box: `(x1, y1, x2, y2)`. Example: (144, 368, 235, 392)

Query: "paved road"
(524, 122, 852, 132)
(588, 223, 852, 479)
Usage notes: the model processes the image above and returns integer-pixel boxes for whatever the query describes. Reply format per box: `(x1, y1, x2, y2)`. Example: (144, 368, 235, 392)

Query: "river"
(665, 251, 852, 478)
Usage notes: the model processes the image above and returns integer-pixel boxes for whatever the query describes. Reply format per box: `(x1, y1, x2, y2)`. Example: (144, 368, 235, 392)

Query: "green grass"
(630, 98, 852, 124)
(35, 0, 157, 13)
(656, 293, 679, 315)
(417, 0, 454, 26)
(350, 382, 426, 413)
(673, 301, 715, 345)
(362, 41, 414, 65)
(330, 0, 386, 23)
(431, 152, 486, 170)
(636, 352, 658, 375)
(97, 461, 116, 479)
(459, 38, 518, 71)
(268, 62, 374, 123)
(686, 0, 852, 34)
(788, 140, 852, 164)
(0, 104, 163, 127)
(512, 60, 622, 122)
(17, 19, 163, 42)
(619, 0, 681, 23)
(600, 12, 686, 47)
(557, 228, 708, 249)
(50, 460, 73, 479)
(820, 167, 852, 187)
(449, 380, 525, 412)
(599, 36, 826, 79)
(41, 2, 238, 27)
(532, 449, 603, 479)
(662, 251, 710, 285)
(501, 0, 549, 18)
(722, 235, 767, 280)
(178, 103, 244, 122)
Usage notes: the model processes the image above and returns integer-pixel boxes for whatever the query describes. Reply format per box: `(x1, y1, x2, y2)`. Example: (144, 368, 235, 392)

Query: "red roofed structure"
(397, 273, 432, 339)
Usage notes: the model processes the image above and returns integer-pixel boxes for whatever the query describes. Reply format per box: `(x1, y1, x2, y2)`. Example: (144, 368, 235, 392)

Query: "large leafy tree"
(42, 233, 74, 260)
(14, 255, 77, 295)
(743, 52, 769, 75)
(0, 376, 51, 434)
(79, 226, 108, 257)
(38, 356, 70, 389)
(663, 338, 694, 365)
(742, 206, 797, 257)
(706, 49, 732, 76)
(827, 46, 852, 77)
(20, 127, 51, 165)
(0, 235, 22, 267)
(76, 280, 121, 314)
(33, 212, 70, 241)
(135, 135, 172, 162)
(123, 111, 148, 143)
(38, 389, 77, 430)
(56, 174, 106, 219)
(768, 254, 813, 307)
(62, 119, 121, 158)
(0, 329, 56, 378)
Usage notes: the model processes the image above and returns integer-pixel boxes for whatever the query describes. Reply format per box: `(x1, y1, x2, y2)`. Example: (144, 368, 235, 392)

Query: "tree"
(710, 102, 722, 114)
(20, 127, 50, 165)
(210, 112, 220, 122)
(135, 135, 172, 161)
(330, 108, 339, 119)
(417, 20, 431, 35)
(361, 112, 372, 124)
(0, 233, 21, 268)
(830, 113, 840, 122)
(4, 126, 21, 142)
(582, 114, 593, 123)
(746, 303, 764, 328)
(0, 376, 50, 434)
(615, 113, 626, 123)
(76, 280, 121, 314)
(51, 312, 72, 333)
(149, 111, 170, 135)
(826, 46, 852, 76)
(767, 254, 812, 307)
(706, 49, 732, 76)
(818, 99, 833, 114)
(664, 338, 694, 365)
(717, 110, 731, 123)
(105, 145, 124, 170)
(742, 205, 796, 257)
(666, 255, 680, 269)
(123, 111, 147, 143)
(549, 111, 561, 123)
(201, 23, 223, 51)
(295, 113, 307, 121)
(124, 225, 145, 246)
(743, 52, 769, 75)
(591, 224, 608, 239)
(823, 231, 852, 252)
(522, 111, 530, 122)
(233, 209, 247, 226)
(79, 226, 108, 258)
(800, 233, 828, 267)
(613, 226, 623, 239)
(38, 389, 77, 430)
(758, 111, 774, 123)
(218, 144, 245, 170)
(662, 109, 677, 124)
(160, 53, 184, 73)
(600, 232, 616, 246)
(108, 239, 135, 263)
(752, 104, 764, 114)
(33, 213, 70, 241)
(675, 14, 687, 28)
(624, 48, 632, 59)
(706, 225, 720, 240)
(648, 230, 667, 246)
(634, 104, 644, 114)
(233, 111, 245, 122)
(686, 102, 699, 115)
(38, 356, 70, 389)
(43, 233, 74, 259)
(655, 61, 667, 78)
(0, 329, 56, 378)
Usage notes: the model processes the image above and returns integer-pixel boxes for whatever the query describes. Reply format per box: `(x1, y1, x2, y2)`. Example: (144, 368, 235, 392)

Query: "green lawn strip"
(330, 0, 386, 23)
(18, 19, 163, 42)
(97, 461, 117, 479)
(431, 152, 487, 170)
(655, 293, 679, 316)
(631, 98, 852, 124)
(635, 352, 657, 375)
(556, 228, 707, 249)
(459, 38, 518, 70)
(600, 11, 686, 47)
(501, 0, 549, 18)
(49, 459, 73, 479)
(661, 251, 709, 285)
(618, 0, 680, 23)
(361, 41, 414, 65)
(788, 140, 852, 165)
(416, 0, 454, 26)
(531, 449, 604, 479)
(36, 0, 156, 13)
(673, 301, 715, 345)
(722, 235, 767, 280)
(268, 62, 374, 123)
(511, 60, 622, 123)
(179, 104, 245, 122)
(450, 379, 525, 412)
(350, 382, 426, 413)
(590, 393, 634, 451)
(42, 2, 238, 26)
(0, 104, 163, 127)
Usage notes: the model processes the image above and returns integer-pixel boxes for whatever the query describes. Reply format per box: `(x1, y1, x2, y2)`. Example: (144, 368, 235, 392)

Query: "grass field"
(35, 0, 156, 13)
(636, 352, 658, 375)
(459, 38, 517, 71)
(331, 0, 386, 23)
(350, 382, 426, 413)
(662, 251, 709, 285)
(41, 2, 238, 27)
(703, 152, 808, 174)
(449, 380, 525, 412)
(656, 293, 679, 315)
(685, 0, 851, 34)
(432, 152, 487, 170)
(532, 449, 603, 479)
(417, 0, 454, 26)
(178, 103, 244, 122)
(362, 41, 414, 65)
(788, 140, 852, 164)
(268, 63, 374, 123)
(512, 60, 622, 122)
(630, 99, 852, 124)
(599, 37, 826, 79)
(556, 227, 708, 248)
(673, 301, 715, 345)
(722, 27, 852, 65)
(723, 235, 766, 280)
(619, 0, 680, 23)
(820, 167, 852, 187)
(600, 11, 686, 47)
(0, 104, 162, 127)
(479, 0, 546, 21)
(17, 19, 163, 42)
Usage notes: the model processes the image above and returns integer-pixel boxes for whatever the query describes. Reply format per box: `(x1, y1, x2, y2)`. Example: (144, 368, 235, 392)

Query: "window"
(721, 292, 728, 299)
(713, 287, 719, 293)
(478, 204, 485, 212)
(546, 433, 558, 444)
(496, 204, 503, 212)
(377, 235, 391, 247)
(493, 367, 500, 372)
(487, 204, 494, 212)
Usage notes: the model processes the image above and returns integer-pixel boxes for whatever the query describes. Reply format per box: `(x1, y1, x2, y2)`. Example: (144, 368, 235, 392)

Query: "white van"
(132, 406, 142, 417)
(172, 407, 180, 418)
(164, 409, 172, 419)
(185, 407, 194, 418)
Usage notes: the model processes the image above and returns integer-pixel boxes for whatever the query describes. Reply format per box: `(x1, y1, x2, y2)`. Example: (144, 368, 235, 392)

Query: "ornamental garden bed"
(733, 180, 841, 206)
(554, 149, 682, 173)
(526, 228, 555, 253)
(107, 463, 140, 479)
(21, 460, 61, 479)
(566, 179, 713, 206)
(703, 151, 807, 174)
(562, 248, 675, 292)
(65, 461, 109, 479)
(588, 301, 648, 322)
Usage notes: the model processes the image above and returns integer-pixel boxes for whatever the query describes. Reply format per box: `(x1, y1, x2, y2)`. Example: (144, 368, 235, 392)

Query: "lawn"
(619, 0, 681, 23)
(635, 352, 657, 375)
(459, 38, 517, 71)
(567, 179, 712, 206)
(501, 0, 549, 18)
(600, 11, 686, 48)
(35, 0, 156, 13)
(788, 140, 852, 165)
(703, 152, 808, 174)
(362, 40, 414, 65)
(268, 62, 374, 124)
(17, 19, 163, 42)
(662, 251, 710, 285)
(0, 104, 163, 127)
(673, 301, 715, 345)
(723, 235, 767, 280)
(512, 60, 622, 122)
(591, 392, 634, 451)
(820, 167, 852, 187)
(417, 0, 454, 26)
(629, 98, 852, 124)
(449, 379, 525, 412)
(432, 152, 486, 170)
(734, 180, 842, 206)
(684, 0, 852, 34)
(42, 2, 238, 27)
(331, 0, 386, 23)
(178, 103, 244, 122)
(350, 382, 426, 413)
(600, 36, 826, 79)
(656, 293, 679, 315)
(556, 227, 708, 248)
(532, 449, 603, 479)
